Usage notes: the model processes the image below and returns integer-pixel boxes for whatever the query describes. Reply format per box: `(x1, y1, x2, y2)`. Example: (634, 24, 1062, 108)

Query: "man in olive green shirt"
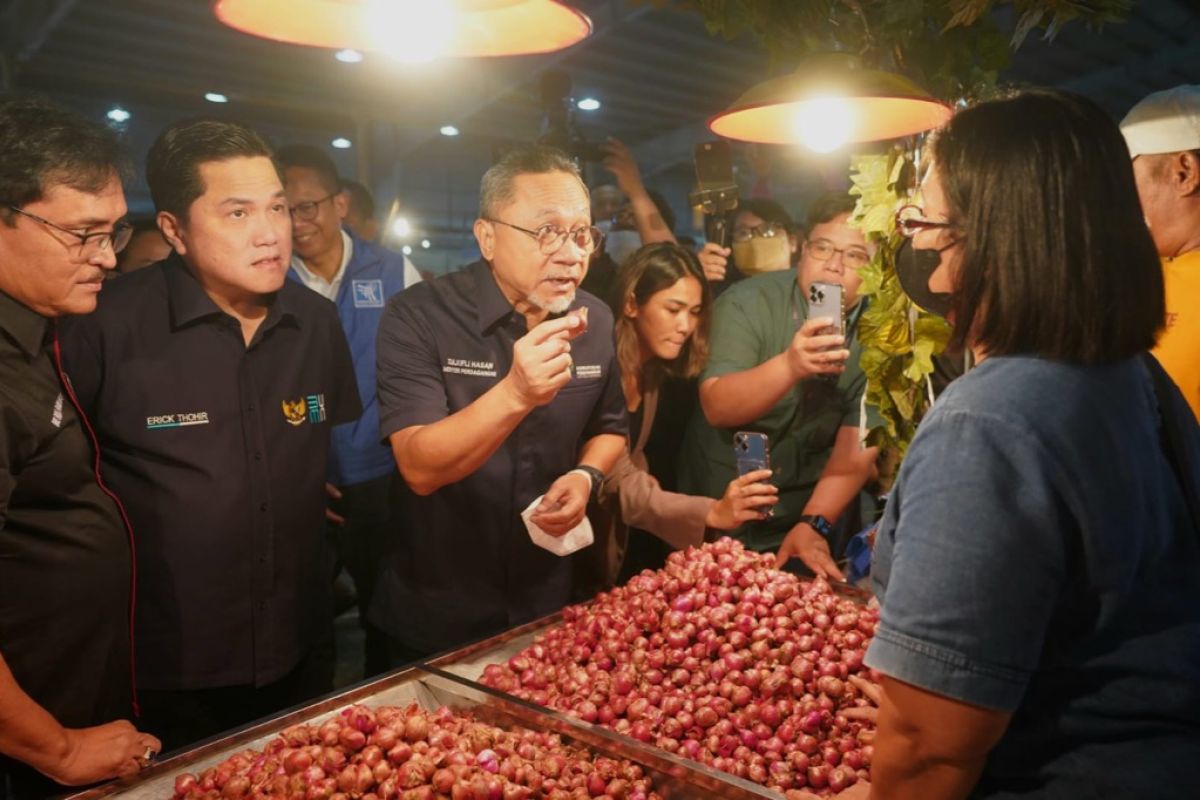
(678, 193, 879, 579)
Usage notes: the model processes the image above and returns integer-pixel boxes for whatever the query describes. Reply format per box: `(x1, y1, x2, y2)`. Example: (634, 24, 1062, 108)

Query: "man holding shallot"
(372, 145, 627, 663)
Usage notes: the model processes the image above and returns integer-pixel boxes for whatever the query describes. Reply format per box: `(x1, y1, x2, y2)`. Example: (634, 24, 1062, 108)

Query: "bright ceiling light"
(369, 0, 455, 64)
(421, 239, 431, 249)
(440, 125, 460, 137)
(205, 92, 229, 103)
(793, 97, 855, 153)
(335, 48, 364, 63)
(214, 0, 592, 59)
(402, 245, 413, 255)
(577, 97, 601, 111)
(106, 107, 130, 123)
(709, 54, 951, 148)
(391, 217, 412, 238)
(331, 137, 352, 149)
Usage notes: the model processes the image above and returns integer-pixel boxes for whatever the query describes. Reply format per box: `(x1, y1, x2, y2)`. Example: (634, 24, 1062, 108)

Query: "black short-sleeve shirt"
(0, 291, 132, 729)
(59, 256, 360, 690)
(373, 260, 627, 652)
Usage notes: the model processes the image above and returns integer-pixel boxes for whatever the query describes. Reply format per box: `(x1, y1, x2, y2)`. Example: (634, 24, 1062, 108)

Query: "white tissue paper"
(522, 494, 594, 556)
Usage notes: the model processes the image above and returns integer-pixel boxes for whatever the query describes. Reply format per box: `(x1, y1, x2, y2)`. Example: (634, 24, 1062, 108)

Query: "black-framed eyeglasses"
(486, 218, 603, 255)
(895, 204, 959, 238)
(7, 205, 133, 254)
(288, 193, 338, 222)
(804, 238, 872, 270)
(732, 221, 787, 243)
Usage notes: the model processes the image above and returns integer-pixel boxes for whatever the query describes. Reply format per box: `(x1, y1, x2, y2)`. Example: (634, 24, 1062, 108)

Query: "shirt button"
(254, 451, 263, 461)
(259, 502, 268, 512)
(247, 404, 256, 412)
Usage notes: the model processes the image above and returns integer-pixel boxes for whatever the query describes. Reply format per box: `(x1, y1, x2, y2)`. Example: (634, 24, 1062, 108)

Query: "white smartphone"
(808, 281, 844, 335)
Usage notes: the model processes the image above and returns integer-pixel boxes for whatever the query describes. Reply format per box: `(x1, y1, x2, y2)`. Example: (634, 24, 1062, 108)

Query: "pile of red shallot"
(479, 538, 879, 797)
(169, 703, 663, 800)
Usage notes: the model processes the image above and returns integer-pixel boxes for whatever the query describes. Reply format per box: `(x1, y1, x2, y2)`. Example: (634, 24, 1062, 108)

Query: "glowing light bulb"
(793, 97, 855, 153)
(106, 107, 131, 123)
(331, 137, 352, 149)
(402, 245, 413, 255)
(205, 92, 229, 104)
(440, 125, 460, 137)
(369, 0, 455, 64)
(577, 97, 601, 111)
(336, 49, 364, 63)
(391, 217, 412, 238)
(421, 239, 431, 249)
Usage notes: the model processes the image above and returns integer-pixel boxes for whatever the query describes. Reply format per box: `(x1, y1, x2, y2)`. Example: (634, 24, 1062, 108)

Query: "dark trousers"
(138, 644, 333, 755)
(0, 758, 63, 800)
(330, 474, 397, 678)
(384, 636, 435, 671)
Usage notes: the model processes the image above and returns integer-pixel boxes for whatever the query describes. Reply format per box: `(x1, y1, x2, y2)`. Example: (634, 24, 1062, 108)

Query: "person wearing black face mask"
(895, 206, 973, 394)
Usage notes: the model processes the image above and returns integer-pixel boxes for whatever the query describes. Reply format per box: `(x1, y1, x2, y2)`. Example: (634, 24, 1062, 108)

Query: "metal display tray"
(68, 666, 770, 799)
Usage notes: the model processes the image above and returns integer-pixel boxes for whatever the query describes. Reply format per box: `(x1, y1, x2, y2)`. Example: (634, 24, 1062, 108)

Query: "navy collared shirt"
(373, 260, 627, 652)
(0, 290, 131, 729)
(59, 255, 360, 690)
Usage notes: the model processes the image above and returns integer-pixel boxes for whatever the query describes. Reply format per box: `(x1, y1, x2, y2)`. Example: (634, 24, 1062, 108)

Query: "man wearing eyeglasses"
(57, 119, 360, 752)
(0, 98, 160, 798)
(679, 192, 880, 580)
(276, 144, 421, 678)
(372, 145, 627, 662)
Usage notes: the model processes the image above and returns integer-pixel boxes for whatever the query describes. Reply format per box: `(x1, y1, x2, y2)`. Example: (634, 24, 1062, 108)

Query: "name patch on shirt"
(51, 393, 63, 428)
(574, 364, 603, 380)
(282, 394, 327, 426)
(444, 358, 497, 378)
(147, 411, 210, 429)
(352, 280, 385, 308)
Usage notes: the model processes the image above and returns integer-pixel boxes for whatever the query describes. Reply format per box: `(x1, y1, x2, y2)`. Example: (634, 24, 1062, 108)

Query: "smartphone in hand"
(734, 431, 773, 518)
(807, 281, 844, 336)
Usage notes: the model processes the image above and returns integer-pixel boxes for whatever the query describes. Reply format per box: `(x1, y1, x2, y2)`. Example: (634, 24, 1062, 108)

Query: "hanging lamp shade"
(710, 53, 952, 147)
(213, 0, 592, 58)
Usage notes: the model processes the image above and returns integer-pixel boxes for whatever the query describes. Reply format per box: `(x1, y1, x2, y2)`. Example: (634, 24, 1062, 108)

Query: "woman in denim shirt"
(860, 90, 1200, 798)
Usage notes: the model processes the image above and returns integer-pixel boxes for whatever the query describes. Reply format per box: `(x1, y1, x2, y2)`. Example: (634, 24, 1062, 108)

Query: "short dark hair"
(480, 145, 581, 218)
(341, 178, 375, 219)
(933, 88, 1162, 364)
(146, 118, 275, 219)
(0, 97, 130, 224)
(739, 197, 794, 232)
(276, 144, 342, 195)
(804, 192, 856, 234)
(613, 242, 712, 387)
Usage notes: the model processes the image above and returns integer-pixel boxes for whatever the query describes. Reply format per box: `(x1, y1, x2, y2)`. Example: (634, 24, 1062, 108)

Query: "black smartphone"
(734, 432, 772, 518)
(694, 141, 735, 190)
(690, 141, 739, 249)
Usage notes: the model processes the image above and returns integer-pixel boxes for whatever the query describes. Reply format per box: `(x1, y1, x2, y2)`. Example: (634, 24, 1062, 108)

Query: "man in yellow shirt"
(1120, 85, 1200, 420)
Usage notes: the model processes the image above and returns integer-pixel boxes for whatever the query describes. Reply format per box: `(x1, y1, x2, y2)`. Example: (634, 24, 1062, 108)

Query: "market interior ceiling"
(3, 0, 1199, 248)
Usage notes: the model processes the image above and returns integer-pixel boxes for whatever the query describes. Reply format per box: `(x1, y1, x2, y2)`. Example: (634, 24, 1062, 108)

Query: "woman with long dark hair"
(596, 242, 777, 583)
(851, 89, 1200, 799)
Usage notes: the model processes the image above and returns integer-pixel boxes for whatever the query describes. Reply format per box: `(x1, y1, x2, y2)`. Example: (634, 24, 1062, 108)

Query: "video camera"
(537, 69, 605, 163)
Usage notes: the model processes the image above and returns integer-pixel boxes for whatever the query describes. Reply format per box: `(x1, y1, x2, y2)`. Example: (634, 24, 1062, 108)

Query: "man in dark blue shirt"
(0, 96, 159, 800)
(373, 145, 627, 659)
(60, 119, 360, 753)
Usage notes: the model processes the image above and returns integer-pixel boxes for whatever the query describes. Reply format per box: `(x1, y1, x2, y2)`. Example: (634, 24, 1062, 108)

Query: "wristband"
(569, 465, 605, 505)
(799, 513, 834, 539)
